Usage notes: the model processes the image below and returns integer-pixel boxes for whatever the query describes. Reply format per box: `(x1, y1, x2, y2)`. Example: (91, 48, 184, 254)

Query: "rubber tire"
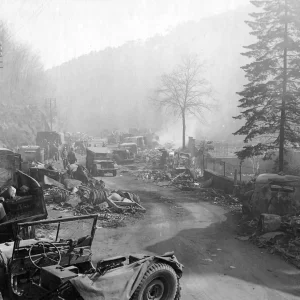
(92, 165, 98, 177)
(174, 279, 181, 300)
(131, 263, 178, 300)
(113, 170, 117, 177)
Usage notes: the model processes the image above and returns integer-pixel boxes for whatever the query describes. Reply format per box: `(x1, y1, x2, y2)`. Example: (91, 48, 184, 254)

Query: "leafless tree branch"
(151, 54, 215, 147)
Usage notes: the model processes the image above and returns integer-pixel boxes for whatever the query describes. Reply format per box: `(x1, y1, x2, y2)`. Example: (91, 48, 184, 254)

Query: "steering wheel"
(29, 241, 61, 269)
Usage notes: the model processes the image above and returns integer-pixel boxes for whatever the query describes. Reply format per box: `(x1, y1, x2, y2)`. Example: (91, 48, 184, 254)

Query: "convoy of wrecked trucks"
(0, 130, 186, 300)
(0, 130, 299, 299)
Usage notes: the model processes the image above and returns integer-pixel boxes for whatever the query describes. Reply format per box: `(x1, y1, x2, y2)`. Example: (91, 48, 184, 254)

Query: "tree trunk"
(278, 0, 288, 173)
(182, 112, 186, 149)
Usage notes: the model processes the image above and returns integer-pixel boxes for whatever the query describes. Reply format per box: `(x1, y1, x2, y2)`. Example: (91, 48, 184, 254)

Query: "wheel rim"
(144, 279, 164, 300)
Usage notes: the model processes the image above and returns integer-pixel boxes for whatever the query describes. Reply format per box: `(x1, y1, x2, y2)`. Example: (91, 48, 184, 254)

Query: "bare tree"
(0, 22, 49, 105)
(152, 55, 214, 148)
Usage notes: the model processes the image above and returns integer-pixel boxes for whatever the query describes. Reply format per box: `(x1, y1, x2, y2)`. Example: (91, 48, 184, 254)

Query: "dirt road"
(92, 173, 300, 300)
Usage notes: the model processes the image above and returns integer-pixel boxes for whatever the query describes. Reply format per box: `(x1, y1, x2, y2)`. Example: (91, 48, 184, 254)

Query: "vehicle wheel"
(131, 263, 178, 300)
(92, 165, 98, 177)
(113, 170, 117, 177)
(174, 279, 181, 300)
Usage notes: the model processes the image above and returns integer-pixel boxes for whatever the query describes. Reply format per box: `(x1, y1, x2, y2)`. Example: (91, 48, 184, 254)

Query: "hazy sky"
(1, 0, 249, 69)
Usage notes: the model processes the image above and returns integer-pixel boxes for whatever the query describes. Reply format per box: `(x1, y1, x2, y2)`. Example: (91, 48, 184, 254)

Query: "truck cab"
(86, 147, 117, 177)
(0, 148, 47, 243)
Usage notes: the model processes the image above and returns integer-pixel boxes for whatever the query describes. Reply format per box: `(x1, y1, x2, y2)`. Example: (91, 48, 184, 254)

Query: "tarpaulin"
(70, 253, 183, 300)
(70, 259, 150, 300)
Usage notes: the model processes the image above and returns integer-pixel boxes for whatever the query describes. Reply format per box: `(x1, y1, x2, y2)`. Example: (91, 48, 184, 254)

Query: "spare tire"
(131, 263, 178, 300)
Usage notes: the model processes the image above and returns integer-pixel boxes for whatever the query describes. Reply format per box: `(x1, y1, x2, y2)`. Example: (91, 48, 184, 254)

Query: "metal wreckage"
(0, 215, 183, 300)
(0, 149, 183, 300)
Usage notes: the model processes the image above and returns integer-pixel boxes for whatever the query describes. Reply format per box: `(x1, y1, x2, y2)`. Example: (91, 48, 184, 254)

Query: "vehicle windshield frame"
(12, 214, 98, 260)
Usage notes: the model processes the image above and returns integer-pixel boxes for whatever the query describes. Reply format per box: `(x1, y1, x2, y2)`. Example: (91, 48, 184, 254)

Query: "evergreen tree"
(233, 0, 300, 172)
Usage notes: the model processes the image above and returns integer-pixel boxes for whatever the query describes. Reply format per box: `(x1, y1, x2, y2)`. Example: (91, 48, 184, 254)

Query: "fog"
(0, 0, 251, 147)
(1, 2, 300, 299)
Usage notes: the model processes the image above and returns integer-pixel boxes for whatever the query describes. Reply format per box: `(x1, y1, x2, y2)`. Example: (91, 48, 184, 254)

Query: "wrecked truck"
(0, 149, 47, 243)
(112, 149, 134, 165)
(86, 147, 117, 177)
(0, 214, 183, 300)
(242, 173, 300, 218)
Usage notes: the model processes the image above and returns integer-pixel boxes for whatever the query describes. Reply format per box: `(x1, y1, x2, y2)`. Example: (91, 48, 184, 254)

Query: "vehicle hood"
(70, 252, 183, 300)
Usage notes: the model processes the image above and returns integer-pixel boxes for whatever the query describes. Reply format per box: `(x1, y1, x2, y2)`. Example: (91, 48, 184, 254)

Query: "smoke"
(157, 117, 202, 148)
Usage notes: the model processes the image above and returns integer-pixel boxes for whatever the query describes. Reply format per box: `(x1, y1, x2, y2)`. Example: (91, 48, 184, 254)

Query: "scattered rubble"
(236, 213, 300, 269)
(136, 167, 205, 191)
(196, 188, 242, 210)
(41, 164, 146, 228)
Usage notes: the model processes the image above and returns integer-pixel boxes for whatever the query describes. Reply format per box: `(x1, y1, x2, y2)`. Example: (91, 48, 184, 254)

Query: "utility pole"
(45, 98, 56, 131)
(279, 0, 288, 172)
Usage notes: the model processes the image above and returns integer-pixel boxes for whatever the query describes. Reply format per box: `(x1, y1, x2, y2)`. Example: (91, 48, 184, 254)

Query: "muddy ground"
(92, 172, 300, 300)
(47, 159, 300, 299)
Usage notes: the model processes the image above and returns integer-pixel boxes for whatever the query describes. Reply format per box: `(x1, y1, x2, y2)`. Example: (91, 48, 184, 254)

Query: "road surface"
(92, 173, 300, 300)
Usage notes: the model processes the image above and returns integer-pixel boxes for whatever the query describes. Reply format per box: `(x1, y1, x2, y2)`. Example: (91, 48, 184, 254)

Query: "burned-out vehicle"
(123, 136, 146, 150)
(120, 143, 138, 157)
(0, 215, 183, 300)
(18, 146, 44, 164)
(112, 149, 134, 165)
(241, 173, 300, 217)
(88, 138, 107, 147)
(36, 132, 64, 148)
(91, 160, 117, 177)
(0, 149, 47, 243)
(86, 148, 117, 177)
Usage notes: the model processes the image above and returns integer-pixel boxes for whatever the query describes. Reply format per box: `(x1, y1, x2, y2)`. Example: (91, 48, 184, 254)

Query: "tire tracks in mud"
(94, 175, 300, 300)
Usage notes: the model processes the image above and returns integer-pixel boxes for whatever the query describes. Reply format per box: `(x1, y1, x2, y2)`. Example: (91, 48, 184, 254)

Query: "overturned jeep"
(0, 215, 183, 300)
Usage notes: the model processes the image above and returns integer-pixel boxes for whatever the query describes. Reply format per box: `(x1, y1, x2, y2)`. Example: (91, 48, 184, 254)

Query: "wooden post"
(239, 161, 242, 182)
(234, 169, 237, 185)
(233, 169, 238, 196)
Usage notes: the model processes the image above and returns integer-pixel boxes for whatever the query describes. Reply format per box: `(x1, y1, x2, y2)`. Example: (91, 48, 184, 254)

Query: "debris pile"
(139, 149, 163, 165)
(237, 213, 300, 268)
(136, 167, 213, 191)
(137, 170, 171, 182)
(42, 164, 146, 228)
(169, 169, 195, 191)
(197, 188, 241, 209)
